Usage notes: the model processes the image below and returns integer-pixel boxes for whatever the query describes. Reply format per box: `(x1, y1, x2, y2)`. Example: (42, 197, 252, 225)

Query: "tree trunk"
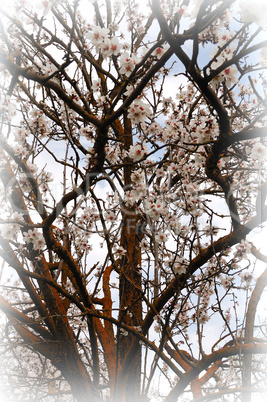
(55, 344, 98, 401)
(117, 208, 143, 401)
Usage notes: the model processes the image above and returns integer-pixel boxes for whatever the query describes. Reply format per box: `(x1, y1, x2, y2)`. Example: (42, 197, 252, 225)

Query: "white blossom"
(240, 0, 267, 27)
(36, 0, 52, 16)
(0, 96, 16, 121)
(119, 52, 138, 77)
(86, 26, 109, 49)
(211, 64, 239, 88)
(131, 169, 145, 184)
(240, 271, 253, 284)
(92, 79, 101, 92)
(127, 99, 151, 124)
(23, 229, 45, 252)
(250, 142, 267, 162)
(105, 210, 116, 222)
(128, 143, 148, 162)
(105, 145, 119, 164)
(220, 275, 232, 289)
(155, 231, 169, 243)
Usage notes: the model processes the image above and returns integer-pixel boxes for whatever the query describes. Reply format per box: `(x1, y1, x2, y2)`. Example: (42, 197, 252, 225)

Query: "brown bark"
(114, 113, 144, 400)
(242, 268, 267, 402)
(1, 302, 98, 401)
(116, 208, 143, 401)
(0, 147, 99, 399)
(165, 342, 267, 402)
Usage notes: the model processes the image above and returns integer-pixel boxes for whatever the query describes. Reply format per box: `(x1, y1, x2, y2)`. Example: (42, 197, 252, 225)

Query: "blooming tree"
(0, 0, 267, 401)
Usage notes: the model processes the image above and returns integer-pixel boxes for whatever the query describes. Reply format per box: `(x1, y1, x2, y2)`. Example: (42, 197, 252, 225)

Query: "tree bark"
(117, 208, 143, 401)
(242, 268, 267, 402)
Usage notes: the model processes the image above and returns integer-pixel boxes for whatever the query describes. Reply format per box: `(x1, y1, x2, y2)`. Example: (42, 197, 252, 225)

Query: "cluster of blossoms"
(250, 141, 267, 162)
(166, 256, 188, 275)
(124, 1, 146, 33)
(174, 300, 191, 331)
(234, 239, 252, 260)
(0, 212, 24, 242)
(127, 99, 152, 124)
(211, 65, 239, 89)
(74, 235, 92, 255)
(105, 144, 120, 164)
(183, 183, 203, 216)
(23, 229, 46, 252)
(240, 0, 267, 27)
(119, 52, 139, 77)
(0, 95, 16, 122)
(67, 208, 100, 255)
(38, 60, 58, 77)
(128, 143, 148, 162)
(79, 125, 95, 141)
(13, 144, 28, 158)
(220, 275, 233, 290)
(144, 197, 166, 220)
(210, 31, 237, 62)
(13, 128, 27, 145)
(195, 309, 210, 325)
(78, 206, 98, 222)
(76, 207, 99, 233)
(37, 172, 53, 193)
(86, 26, 121, 58)
(28, 109, 49, 137)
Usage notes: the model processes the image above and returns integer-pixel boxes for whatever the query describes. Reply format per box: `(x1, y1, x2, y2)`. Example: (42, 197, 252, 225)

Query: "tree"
(0, 0, 267, 400)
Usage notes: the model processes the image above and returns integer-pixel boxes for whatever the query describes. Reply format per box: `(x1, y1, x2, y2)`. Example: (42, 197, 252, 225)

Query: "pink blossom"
(14, 145, 28, 157)
(14, 128, 27, 144)
(235, 239, 252, 260)
(76, 237, 92, 253)
(169, 256, 188, 275)
(0, 223, 20, 241)
(124, 84, 134, 96)
(80, 125, 94, 139)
